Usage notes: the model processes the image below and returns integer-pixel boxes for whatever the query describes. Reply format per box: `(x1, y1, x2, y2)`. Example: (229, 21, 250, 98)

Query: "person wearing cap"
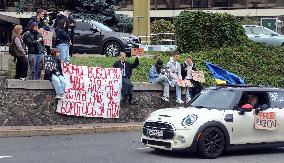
(148, 59, 171, 102)
(23, 22, 44, 80)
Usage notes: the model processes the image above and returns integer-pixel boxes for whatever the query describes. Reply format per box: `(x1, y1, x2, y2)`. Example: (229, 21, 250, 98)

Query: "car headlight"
(121, 36, 133, 43)
(181, 114, 198, 126)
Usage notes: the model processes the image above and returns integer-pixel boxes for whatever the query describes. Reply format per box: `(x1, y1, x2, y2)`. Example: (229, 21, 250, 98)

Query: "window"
(269, 92, 284, 108)
(75, 21, 93, 31)
(244, 26, 253, 34)
(190, 89, 236, 110)
(238, 92, 270, 109)
(253, 27, 272, 35)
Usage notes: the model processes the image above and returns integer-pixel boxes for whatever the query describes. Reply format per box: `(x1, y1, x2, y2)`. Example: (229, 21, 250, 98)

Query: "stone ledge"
(7, 79, 164, 91)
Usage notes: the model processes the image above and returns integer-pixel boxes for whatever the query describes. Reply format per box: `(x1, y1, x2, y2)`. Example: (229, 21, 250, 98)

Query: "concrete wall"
(0, 53, 180, 126)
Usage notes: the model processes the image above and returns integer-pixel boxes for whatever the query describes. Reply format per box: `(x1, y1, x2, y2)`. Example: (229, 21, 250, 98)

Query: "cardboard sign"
(38, 28, 53, 47)
(254, 112, 279, 130)
(43, 56, 55, 72)
(192, 71, 205, 83)
(177, 79, 193, 87)
(56, 63, 122, 118)
(131, 48, 144, 56)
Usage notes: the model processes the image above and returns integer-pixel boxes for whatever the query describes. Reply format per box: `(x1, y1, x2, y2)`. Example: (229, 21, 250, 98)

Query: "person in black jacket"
(113, 52, 139, 105)
(44, 48, 66, 100)
(55, 19, 71, 62)
(181, 55, 203, 100)
(27, 9, 45, 29)
(23, 22, 45, 80)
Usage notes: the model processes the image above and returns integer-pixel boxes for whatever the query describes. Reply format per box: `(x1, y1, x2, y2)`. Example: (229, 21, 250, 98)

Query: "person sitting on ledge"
(113, 52, 139, 105)
(148, 59, 172, 102)
(44, 48, 66, 100)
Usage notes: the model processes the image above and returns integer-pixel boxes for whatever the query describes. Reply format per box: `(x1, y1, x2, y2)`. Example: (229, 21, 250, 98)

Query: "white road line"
(137, 147, 151, 150)
(0, 156, 12, 159)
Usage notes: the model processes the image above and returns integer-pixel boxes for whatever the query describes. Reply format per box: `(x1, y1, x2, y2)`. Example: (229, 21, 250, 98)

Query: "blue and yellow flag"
(206, 62, 245, 85)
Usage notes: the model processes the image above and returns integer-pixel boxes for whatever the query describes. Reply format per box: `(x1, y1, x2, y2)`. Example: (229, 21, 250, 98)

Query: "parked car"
(141, 85, 284, 159)
(72, 20, 141, 57)
(243, 25, 284, 47)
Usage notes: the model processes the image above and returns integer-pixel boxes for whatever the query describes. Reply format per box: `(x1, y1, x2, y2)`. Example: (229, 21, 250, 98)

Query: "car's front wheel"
(197, 127, 225, 159)
(104, 41, 122, 57)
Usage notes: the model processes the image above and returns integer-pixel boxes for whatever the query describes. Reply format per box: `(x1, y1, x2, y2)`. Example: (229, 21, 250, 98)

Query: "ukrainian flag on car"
(206, 62, 245, 85)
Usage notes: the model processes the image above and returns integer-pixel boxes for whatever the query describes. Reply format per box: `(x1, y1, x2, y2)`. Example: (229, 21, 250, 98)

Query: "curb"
(0, 125, 143, 138)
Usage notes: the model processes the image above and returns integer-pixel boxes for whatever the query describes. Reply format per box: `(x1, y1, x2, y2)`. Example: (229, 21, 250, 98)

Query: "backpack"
(9, 38, 18, 57)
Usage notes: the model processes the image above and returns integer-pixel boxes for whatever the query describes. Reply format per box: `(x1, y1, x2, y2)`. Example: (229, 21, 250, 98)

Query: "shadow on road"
(145, 147, 284, 159)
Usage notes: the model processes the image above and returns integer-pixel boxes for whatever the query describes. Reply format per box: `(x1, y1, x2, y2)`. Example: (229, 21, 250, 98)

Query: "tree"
(150, 19, 175, 44)
(15, 0, 132, 32)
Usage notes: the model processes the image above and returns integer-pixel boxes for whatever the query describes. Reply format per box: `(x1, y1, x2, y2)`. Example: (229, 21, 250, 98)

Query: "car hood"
(102, 31, 138, 38)
(146, 107, 226, 129)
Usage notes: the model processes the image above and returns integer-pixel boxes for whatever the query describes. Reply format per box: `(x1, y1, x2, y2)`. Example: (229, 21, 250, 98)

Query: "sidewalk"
(0, 122, 143, 138)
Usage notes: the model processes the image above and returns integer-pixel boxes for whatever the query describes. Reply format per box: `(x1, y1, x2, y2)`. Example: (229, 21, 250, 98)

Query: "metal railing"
(138, 32, 176, 45)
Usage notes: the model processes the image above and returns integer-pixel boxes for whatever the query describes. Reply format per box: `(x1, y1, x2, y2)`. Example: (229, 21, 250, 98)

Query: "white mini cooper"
(141, 85, 284, 159)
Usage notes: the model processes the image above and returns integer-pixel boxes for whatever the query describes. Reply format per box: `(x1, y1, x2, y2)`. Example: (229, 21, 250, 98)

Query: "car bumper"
(141, 129, 198, 152)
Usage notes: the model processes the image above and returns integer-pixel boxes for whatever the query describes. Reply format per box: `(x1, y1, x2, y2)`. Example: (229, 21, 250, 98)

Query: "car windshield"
(244, 27, 253, 34)
(190, 89, 236, 110)
(253, 27, 273, 35)
(91, 21, 113, 32)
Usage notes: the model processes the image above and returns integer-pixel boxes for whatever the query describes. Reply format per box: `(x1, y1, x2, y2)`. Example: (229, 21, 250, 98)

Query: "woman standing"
(55, 19, 71, 62)
(12, 25, 28, 80)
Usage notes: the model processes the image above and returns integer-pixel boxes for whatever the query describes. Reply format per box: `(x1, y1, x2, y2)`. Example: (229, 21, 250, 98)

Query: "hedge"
(175, 11, 247, 52)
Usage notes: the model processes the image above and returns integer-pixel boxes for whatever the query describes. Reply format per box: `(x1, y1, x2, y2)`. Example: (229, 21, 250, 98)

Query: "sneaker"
(55, 96, 61, 99)
(176, 99, 184, 104)
(186, 97, 191, 103)
(20, 78, 26, 81)
(161, 96, 170, 102)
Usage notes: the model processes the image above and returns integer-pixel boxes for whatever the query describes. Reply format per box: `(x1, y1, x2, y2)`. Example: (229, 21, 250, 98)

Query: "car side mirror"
(90, 27, 99, 33)
(271, 33, 278, 36)
(255, 104, 269, 115)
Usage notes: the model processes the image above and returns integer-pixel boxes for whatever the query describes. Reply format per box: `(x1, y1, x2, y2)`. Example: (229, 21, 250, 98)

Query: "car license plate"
(148, 129, 163, 137)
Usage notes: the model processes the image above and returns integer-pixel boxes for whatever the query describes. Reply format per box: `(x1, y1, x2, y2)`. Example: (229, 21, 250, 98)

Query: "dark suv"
(73, 20, 141, 57)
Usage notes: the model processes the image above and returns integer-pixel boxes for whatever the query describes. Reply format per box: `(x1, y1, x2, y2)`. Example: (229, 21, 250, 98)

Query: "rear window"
(269, 92, 284, 108)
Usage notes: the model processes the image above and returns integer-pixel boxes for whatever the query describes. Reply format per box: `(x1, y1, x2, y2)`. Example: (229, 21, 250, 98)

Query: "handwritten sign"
(192, 71, 205, 83)
(38, 28, 53, 47)
(254, 112, 279, 130)
(131, 48, 144, 56)
(56, 63, 122, 118)
(43, 56, 55, 72)
(177, 79, 193, 87)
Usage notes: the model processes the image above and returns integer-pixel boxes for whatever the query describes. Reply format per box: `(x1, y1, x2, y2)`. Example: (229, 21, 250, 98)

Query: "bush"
(175, 11, 247, 52)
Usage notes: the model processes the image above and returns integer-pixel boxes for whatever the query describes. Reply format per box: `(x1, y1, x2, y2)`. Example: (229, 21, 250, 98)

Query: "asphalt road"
(0, 131, 284, 163)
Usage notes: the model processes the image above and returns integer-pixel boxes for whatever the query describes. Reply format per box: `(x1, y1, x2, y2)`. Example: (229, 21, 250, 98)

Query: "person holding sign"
(44, 48, 66, 100)
(113, 52, 139, 105)
(148, 59, 172, 102)
(166, 52, 183, 104)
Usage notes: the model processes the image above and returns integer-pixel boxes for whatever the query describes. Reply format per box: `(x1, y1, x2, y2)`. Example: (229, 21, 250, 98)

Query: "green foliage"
(175, 11, 248, 52)
(239, 16, 260, 25)
(16, 0, 132, 33)
(150, 19, 175, 44)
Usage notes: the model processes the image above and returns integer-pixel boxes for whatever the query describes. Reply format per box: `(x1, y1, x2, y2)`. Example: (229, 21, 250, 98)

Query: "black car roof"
(208, 84, 284, 92)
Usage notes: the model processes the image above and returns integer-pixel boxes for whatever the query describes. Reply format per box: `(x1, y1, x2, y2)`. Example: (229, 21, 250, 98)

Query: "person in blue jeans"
(23, 22, 44, 80)
(167, 52, 183, 104)
(148, 59, 173, 102)
(44, 48, 66, 100)
(55, 19, 71, 62)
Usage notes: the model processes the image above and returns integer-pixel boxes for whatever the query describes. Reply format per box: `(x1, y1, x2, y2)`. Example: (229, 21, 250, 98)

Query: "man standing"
(113, 52, 139, 105)
(167, 51, 183, 104)
(28, 9, 45, 29)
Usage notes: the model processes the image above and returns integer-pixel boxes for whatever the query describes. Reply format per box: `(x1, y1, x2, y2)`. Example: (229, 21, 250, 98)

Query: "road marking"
(0, 156, 12, 159)
(137, 147, 151, 150)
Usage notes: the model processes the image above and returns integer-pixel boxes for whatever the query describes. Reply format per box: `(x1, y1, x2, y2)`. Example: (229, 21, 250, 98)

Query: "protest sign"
(177, 79, 193, 87)
(254, 112, 279, 130)
(131, 48, 144, 56)
(56, 63, 122, 118)
(192, 71, 205, 83)
(38, 28, 53, 47)
(43, 55, 55, 72)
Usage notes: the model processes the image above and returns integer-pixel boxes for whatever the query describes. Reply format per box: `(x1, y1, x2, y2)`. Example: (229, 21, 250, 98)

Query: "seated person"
(241, 95, 260, 111)
(148, 59, 172, 102)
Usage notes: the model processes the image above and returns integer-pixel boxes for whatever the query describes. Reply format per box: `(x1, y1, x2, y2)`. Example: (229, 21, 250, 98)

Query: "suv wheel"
(104, 41, 121, 57)
(197, 127, 225, 159)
